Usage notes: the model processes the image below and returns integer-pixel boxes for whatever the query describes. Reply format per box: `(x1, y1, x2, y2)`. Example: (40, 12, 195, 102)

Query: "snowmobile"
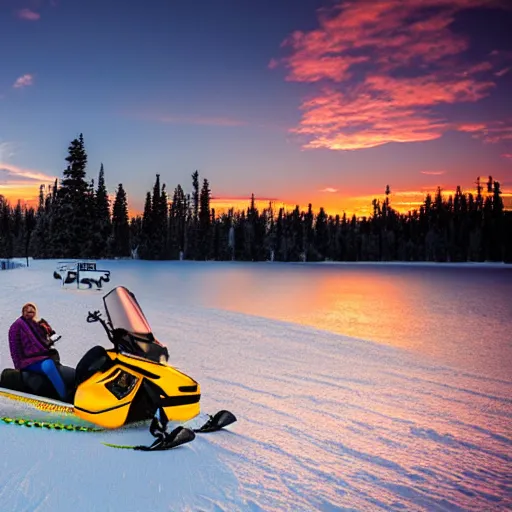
(0, 286, 236, 451)
(53, 261, 111, 290)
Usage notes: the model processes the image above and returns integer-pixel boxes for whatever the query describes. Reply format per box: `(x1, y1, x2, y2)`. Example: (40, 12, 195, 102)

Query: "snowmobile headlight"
(105, 370, 138, 400)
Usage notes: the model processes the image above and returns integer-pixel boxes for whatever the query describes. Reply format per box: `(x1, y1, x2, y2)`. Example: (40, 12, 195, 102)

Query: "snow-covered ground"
(0, 260, 510, 511)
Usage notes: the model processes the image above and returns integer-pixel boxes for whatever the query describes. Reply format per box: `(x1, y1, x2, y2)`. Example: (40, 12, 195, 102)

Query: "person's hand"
(49, 334, 62, 344)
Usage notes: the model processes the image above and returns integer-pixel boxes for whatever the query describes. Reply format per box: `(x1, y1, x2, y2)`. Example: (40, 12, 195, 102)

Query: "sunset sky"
(1, 0, 511, 217)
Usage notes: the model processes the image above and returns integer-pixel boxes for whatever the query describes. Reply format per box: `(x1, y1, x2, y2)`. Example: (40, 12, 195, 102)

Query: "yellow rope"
(0, 390, 73, 414)
(1, 416, 102, 432)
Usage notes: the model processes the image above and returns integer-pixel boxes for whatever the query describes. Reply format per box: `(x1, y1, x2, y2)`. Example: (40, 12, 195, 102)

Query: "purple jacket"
(8, 317, 52, 370)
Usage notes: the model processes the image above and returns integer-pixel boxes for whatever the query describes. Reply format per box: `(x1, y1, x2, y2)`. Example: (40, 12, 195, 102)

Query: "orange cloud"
(0, 162, 56, 184)
(0, 161, 57, 208)
(16, 8, 40, 21)
(271, 0, 512, 151)
(320, 187, 338, 193)
(13, 74, 34, 89)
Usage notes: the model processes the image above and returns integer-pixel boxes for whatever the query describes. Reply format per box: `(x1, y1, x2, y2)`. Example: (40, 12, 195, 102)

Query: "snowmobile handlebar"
(86, 310, 114, 342)
(86, 310, 102, 323)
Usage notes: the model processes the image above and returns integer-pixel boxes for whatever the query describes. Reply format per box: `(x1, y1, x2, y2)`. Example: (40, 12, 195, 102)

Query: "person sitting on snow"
(8, 302, 68, 401)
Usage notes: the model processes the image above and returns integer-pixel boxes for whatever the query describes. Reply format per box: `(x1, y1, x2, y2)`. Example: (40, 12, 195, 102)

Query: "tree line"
(1, 134, 511, 263)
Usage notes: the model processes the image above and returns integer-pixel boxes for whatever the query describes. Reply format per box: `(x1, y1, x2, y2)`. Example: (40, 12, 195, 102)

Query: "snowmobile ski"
(101, 409, 237, 450)
(103, 425, 196, 451)
(193, 410, 237, 433)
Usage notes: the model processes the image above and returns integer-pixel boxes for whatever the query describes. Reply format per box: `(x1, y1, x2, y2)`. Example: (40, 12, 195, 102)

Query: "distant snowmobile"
(0, 286, 236, 451)
(53, 261, 111, 290)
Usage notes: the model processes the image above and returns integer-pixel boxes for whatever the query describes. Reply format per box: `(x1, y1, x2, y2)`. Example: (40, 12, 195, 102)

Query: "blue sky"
(1, 0, 511, 215)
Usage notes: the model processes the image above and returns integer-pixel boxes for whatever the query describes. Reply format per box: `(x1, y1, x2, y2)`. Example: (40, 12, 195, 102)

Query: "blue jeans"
(25, 359, 67, 401)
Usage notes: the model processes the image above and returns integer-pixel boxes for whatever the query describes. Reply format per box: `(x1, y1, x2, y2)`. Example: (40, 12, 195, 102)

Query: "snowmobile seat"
(0, 364, 76, 403)
(0, 367, 61, 400)
(0, 368, 24, 392)
(21, 370, 61, 400)
(57, 364, 76, 390)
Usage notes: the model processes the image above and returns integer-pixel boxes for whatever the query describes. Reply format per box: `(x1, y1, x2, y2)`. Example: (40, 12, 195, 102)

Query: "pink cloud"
(421, 171, 446, 175)
(456, 121, 512, 143)
(320, 187, 338, 193)
(13, 74, 34, 89)
(271, 0, 512, 151)
(16, 8, 40, 21)
(268, 58, 280, 70)
(495, 67, 511, 77)
(501, 153, 512, 160)
(285, 55, 369, 83)
(291, 88, 448, 150)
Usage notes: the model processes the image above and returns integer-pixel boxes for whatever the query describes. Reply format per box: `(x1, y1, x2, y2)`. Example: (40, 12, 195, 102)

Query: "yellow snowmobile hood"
(74, 351, 201, 429)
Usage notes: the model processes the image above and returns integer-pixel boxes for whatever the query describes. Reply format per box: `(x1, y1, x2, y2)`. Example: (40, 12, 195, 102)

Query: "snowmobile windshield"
(103, 286, 152, 335)
(103, 286, 169, 364)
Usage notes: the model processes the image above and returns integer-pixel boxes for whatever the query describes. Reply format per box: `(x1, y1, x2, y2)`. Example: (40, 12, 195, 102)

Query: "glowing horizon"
(2, 180, 510, 220)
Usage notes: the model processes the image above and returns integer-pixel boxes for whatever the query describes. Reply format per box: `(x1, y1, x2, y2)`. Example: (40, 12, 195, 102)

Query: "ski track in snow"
(0, 259, 510, 512)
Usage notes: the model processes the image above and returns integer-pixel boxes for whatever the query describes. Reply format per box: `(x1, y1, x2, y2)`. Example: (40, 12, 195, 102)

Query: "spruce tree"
(169, 184, 187, 258)
(198, 178, 211, 259)
(188, 170, 200, 258)
(95, 163, 112, 256)
(192, 171, 199, 222)
(139, 191, 152, 258)
(0, 199, 13, 258)
(52, 134, 91, 257)
(149, 174, 168, 259)
(110, 184, 131, 257)
(315, 208, 329, 260)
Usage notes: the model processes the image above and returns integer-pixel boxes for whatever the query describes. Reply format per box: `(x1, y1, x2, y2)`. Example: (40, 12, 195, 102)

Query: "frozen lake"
(111, 260, 512, 381)
(0, 259, 510, 511)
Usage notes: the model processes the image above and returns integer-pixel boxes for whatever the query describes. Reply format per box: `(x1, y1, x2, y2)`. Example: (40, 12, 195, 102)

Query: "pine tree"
(304, 203, 316, 260)
(198, 178, 211, 259)
(139, 191, 152, 258)
(149, 174, 168, 259)
(12, 201, 24, 256)
(0, 199, 13, 258)
(159, 183, 169, 258)
(52, 134, 91, 257)
(188, 170, 200, 258)
(169, 184, 187, 258)
(110, 184, 131, 257)
(315, 208, 329, 260)
(29, 185, 52, 258)
(95, 163, 112, 256)
(61, 134, 88, 197)
(192, 171, 199, 222)
(23, 206, 37, 265)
